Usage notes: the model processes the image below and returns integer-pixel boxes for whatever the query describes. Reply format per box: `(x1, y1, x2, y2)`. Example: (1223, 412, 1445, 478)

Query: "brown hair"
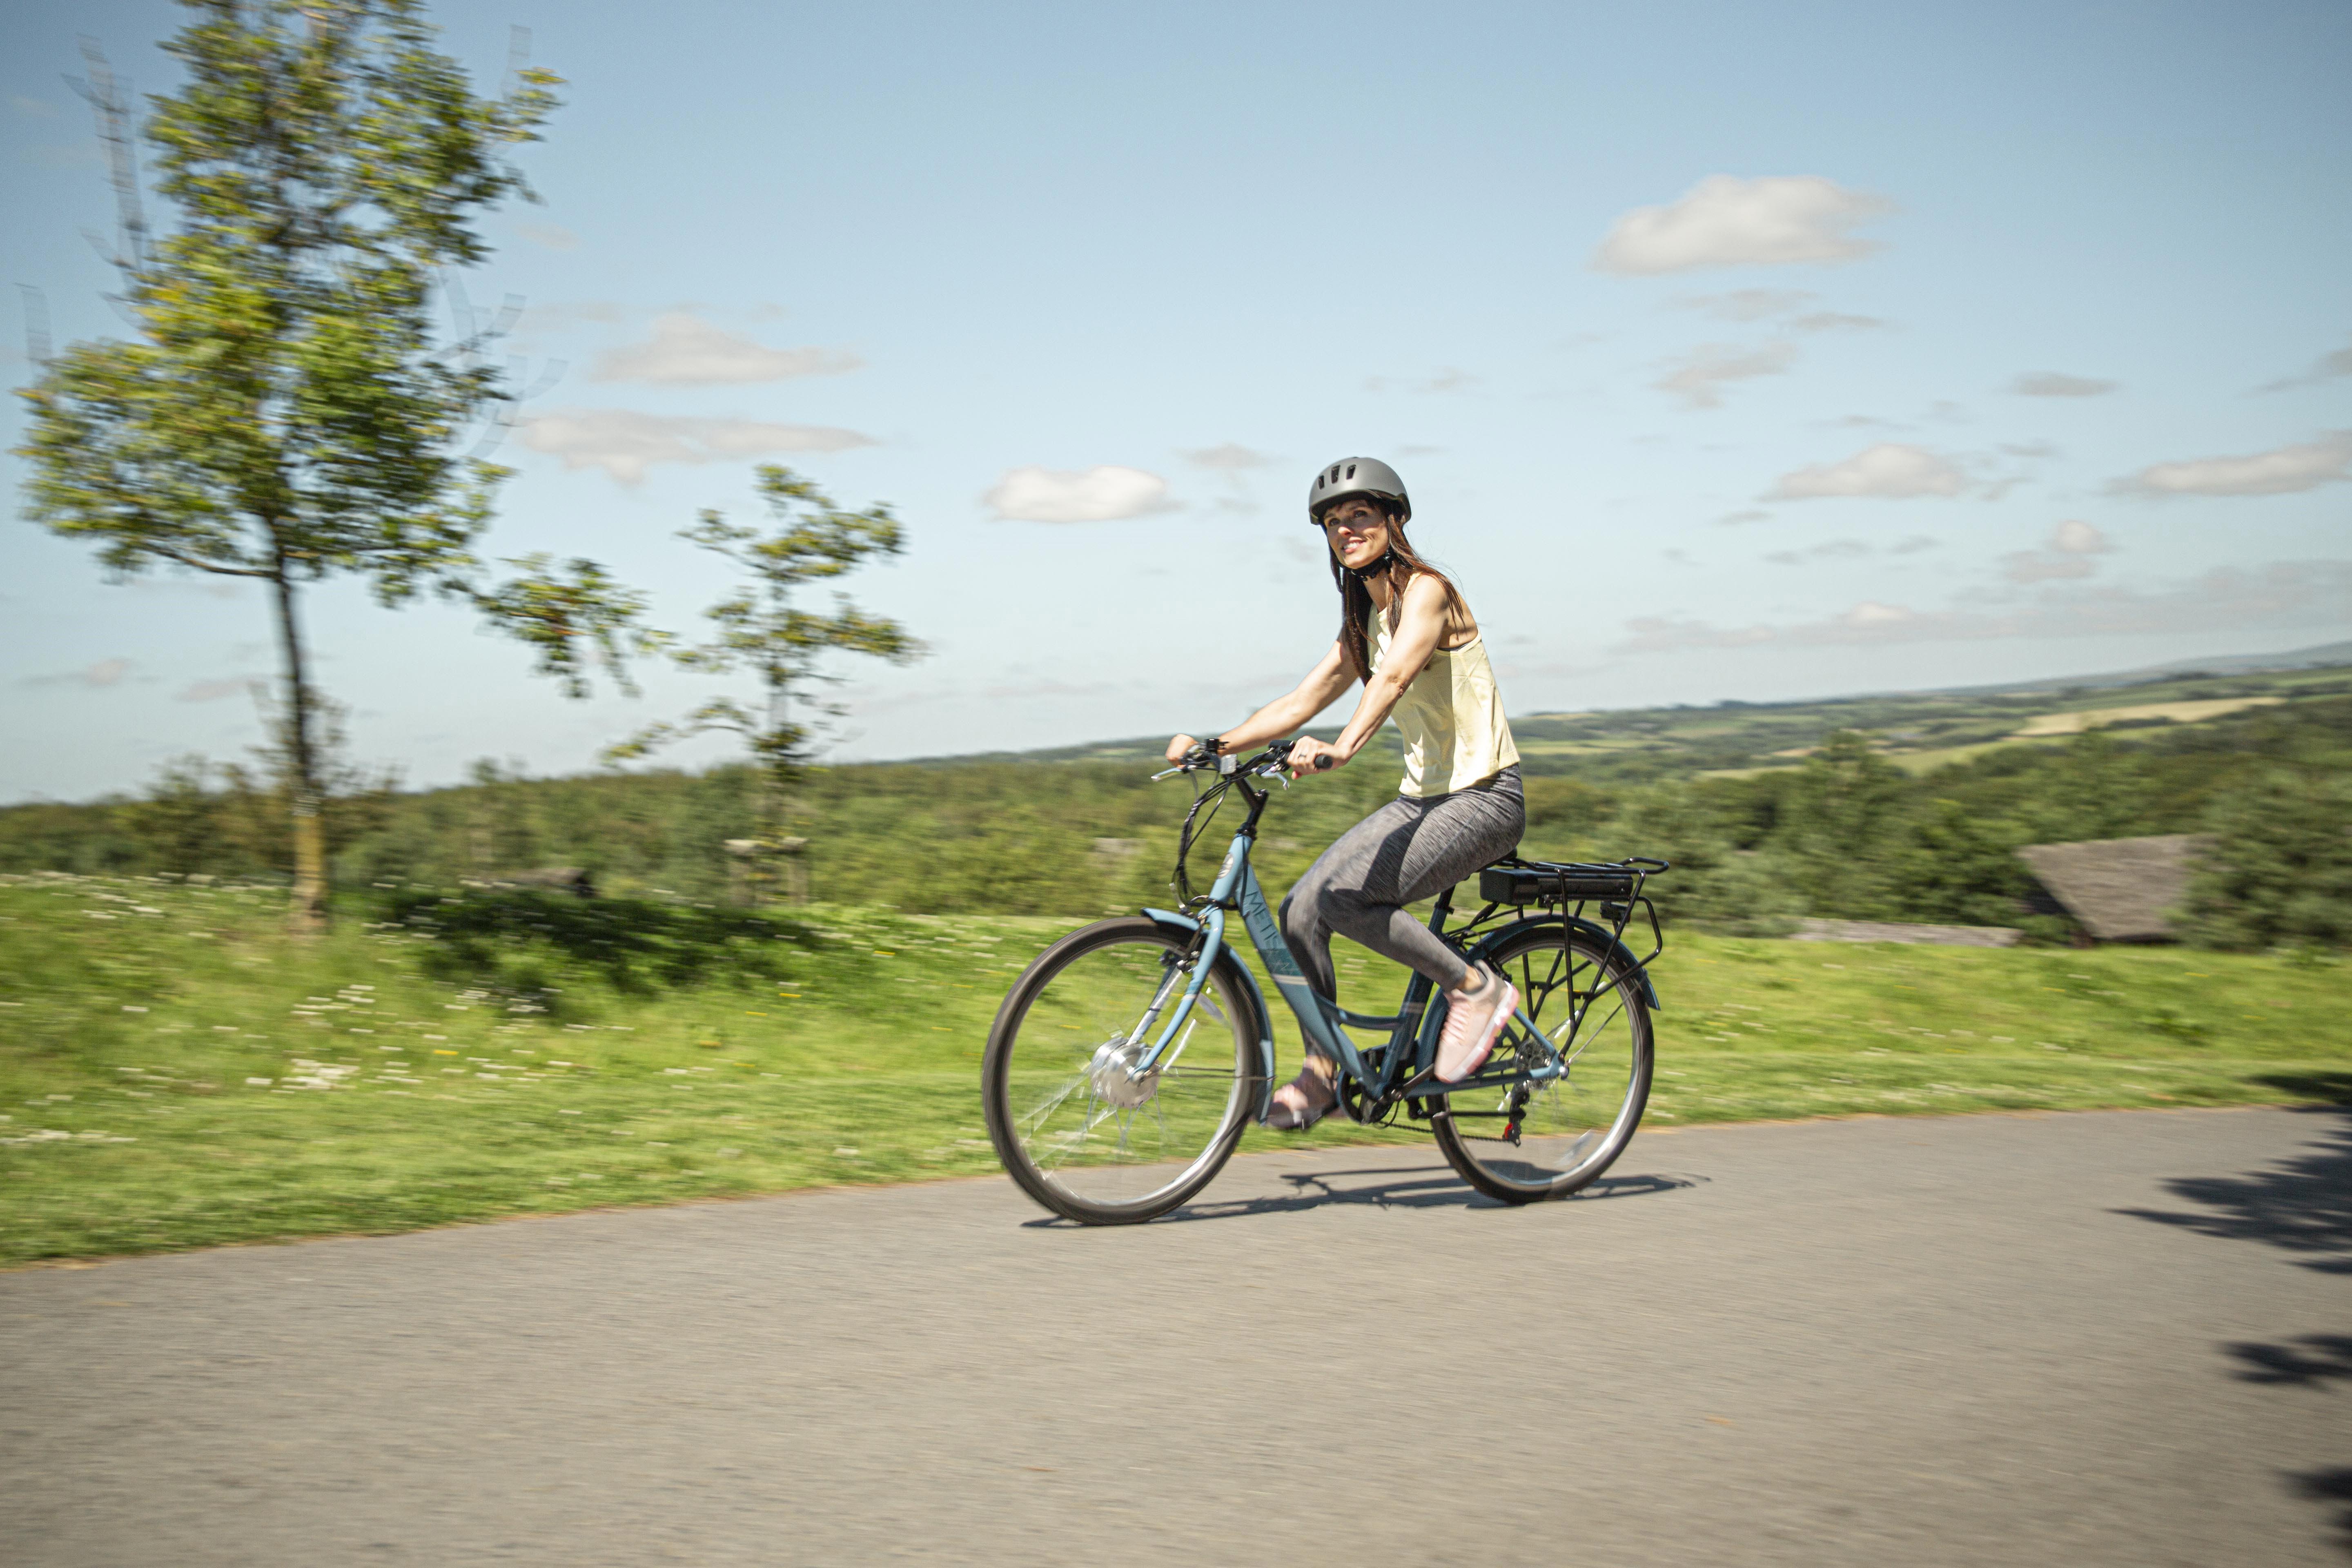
(1325, 501, 1468, 683)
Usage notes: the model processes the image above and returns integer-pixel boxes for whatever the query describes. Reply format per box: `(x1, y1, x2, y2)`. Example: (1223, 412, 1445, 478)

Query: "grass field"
(4, 873, 2347, 1266)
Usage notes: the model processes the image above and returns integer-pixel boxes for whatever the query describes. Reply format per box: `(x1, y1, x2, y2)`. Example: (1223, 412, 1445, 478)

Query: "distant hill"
(934, 643, 2352, 784)
(1928, 639, 2352, 696)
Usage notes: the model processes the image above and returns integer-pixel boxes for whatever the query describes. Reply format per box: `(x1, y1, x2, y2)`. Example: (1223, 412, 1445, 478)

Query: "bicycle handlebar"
(1150, 737, 1331, 781)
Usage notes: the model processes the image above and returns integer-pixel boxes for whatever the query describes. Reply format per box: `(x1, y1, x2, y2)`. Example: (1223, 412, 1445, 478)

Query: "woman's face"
(1319, 497, 1392, 571)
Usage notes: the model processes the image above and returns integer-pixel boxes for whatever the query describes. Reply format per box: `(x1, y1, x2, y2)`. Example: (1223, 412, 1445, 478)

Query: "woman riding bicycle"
(1165, 457, 1523, 1129)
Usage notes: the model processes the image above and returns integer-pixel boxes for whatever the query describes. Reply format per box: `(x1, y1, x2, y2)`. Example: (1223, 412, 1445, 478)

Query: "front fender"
(1143, 906, 1276, 1120)
(1465, 913, 1662, 1011)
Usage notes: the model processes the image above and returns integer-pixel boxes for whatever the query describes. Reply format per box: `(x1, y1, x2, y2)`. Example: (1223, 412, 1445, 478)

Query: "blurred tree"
(1777, 731, 1909, 917)
(607, 466, 923, 900)
(1892, 799, 2034, 927)
(2022, 731, 2155, 843)
(125, 692, 400, 880)
(1615, 782, 1804, 935)
(15, 2, 648, 931)
(2183, 769, 2352, 951)
(124, 756, 221, 878)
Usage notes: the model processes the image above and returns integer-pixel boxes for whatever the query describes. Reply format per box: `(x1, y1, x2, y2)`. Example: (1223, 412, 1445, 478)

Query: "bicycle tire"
(983, 917, 1263, 1225)
(1431, 921, 1654, 1204)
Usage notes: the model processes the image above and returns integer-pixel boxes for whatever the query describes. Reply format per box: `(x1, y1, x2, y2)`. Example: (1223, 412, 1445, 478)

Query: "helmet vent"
(1345, 463, 1356, 479)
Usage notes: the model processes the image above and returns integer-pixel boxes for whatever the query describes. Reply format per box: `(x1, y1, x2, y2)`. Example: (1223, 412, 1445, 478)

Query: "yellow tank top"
(1368, 604, 1520, 797)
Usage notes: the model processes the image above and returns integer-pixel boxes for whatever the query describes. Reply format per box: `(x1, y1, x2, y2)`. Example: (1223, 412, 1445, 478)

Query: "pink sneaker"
(1436, 964, 1517, 1083)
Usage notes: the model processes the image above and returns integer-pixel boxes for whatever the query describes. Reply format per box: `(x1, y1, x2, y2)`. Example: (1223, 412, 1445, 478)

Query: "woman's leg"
(1279, 794, 1426, 1003)
(1270, 797, 1429, 1127)
(1312, 771, 1525, 989)
(1269, 773, 1525, 1123)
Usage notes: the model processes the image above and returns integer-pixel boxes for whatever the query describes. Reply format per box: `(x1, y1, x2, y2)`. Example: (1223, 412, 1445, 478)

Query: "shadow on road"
(2120, 1106, 2352, 1558)
(1019, 1165, 1702, 1227)
(1167, 1165, 1701, 1224)
(2289, 1469, 2352, 1560)
(2118, 1106, 2352, 1273)
(2227, 1335, 2352, 1389)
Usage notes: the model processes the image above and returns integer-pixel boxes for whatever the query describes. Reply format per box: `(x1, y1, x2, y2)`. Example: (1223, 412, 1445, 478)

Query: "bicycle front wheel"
(1431, 921, 1654, 1204)
(983, 917, 1263, 1225)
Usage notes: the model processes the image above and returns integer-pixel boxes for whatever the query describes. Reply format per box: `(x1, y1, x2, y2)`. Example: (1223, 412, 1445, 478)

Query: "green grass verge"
(4, 874, 2346, 1265)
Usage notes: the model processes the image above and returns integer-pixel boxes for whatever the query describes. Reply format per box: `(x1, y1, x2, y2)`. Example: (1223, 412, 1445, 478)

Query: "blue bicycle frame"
(1118, 755, 1578, 1126)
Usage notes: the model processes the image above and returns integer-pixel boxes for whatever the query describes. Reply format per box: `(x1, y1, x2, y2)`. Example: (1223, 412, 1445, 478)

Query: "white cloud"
(2111, 430, 2352, 498)
(1674, 292, 1885, 332)
(1616, 559, 2352, 653)
(1715, 508, 1772, 526)
(2011, 371, 2117, 397)
(2256, 336, 2352, 394)
(515, 223, 579, 252)
(21, 658, 131, 690)
(519, 409, 876, 484)
(176, 677, 264, 703)
(1764, 443, 1967, 501)
(1182, 443, 1274, 471)
(1594, 175, 1895, 275)
(984, 466, 1174, 523)
(2002, 519, 2112, 583)
(590, 313, 861, 386)
(1677, 289, 1814, 321)
(1791, 311, 1888, 332)
(1655, 341, 1798, 410)
(1764, 539, 1871, 566)
(2051, 519, 2108, 554)
(1365, 369, 1477, 394)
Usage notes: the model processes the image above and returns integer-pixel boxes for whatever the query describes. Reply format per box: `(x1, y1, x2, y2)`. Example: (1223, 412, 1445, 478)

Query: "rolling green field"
(4, 873, 2345, 1266)
(1044, 658, 2352, 784)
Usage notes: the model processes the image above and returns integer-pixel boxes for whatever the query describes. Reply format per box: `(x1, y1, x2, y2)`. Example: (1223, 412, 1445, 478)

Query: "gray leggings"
(1279, 766, 1524, 1014)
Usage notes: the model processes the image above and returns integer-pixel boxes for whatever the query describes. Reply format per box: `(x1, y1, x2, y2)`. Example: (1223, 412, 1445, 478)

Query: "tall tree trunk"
(270, 551, 328, 934)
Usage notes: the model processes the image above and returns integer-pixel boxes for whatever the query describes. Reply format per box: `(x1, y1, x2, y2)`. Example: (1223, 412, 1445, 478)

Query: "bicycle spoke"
(1434, 925, 1652, 1201)
(987, 924, 1258, 1216)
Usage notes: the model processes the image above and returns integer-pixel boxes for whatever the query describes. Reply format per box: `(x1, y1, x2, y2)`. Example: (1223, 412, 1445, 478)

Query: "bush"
(1891, 799, 2035, 928)
(1615, 784, 1804, 936)
(2183, 769, 2352, 950)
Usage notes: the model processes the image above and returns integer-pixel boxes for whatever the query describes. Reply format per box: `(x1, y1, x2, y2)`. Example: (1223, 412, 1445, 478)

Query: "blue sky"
(4, 0, 2349, 801)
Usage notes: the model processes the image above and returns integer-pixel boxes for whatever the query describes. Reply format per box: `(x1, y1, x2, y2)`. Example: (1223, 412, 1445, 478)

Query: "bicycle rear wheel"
(983, 917, 1263, 1225)
(1431, 921, 1653, 1204)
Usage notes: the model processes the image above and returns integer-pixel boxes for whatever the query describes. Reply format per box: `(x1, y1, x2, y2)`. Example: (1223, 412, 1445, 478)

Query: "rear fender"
(1144, 906, 1276, 1120)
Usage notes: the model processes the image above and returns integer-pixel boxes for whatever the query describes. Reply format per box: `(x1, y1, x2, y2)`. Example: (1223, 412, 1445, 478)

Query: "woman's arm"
(1163, 639, 1355, 764)
(1287, 574, 1451, 775)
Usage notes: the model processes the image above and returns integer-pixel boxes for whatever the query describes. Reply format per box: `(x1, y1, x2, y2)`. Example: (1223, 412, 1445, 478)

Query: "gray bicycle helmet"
(1307, 456, 1410, 524)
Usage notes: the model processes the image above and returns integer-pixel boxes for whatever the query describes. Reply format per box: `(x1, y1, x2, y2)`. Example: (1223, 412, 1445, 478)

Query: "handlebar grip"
(1313, 754, 1334, 771)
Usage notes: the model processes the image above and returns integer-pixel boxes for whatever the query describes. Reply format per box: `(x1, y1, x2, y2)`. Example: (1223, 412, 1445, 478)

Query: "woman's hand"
(1288, 736, 1343, 777)
(1165, 734, 1201, 765)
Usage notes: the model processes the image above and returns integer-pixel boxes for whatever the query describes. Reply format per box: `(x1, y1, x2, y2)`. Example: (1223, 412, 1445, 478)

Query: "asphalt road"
(4, 1106, 2348, 1566)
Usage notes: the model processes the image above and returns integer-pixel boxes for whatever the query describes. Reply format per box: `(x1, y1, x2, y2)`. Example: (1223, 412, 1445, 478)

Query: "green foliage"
(1892, 799, 2036, 927)
(2183, 769, 2352, 951)
(1613, 784, 1804, 935)
(13, 1, 645, 923)
(607, 466, 922, 864)
(1778, 731, 1910, 918)
(2018, 732, 2155, 843)
(19, 0, 558, 608)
